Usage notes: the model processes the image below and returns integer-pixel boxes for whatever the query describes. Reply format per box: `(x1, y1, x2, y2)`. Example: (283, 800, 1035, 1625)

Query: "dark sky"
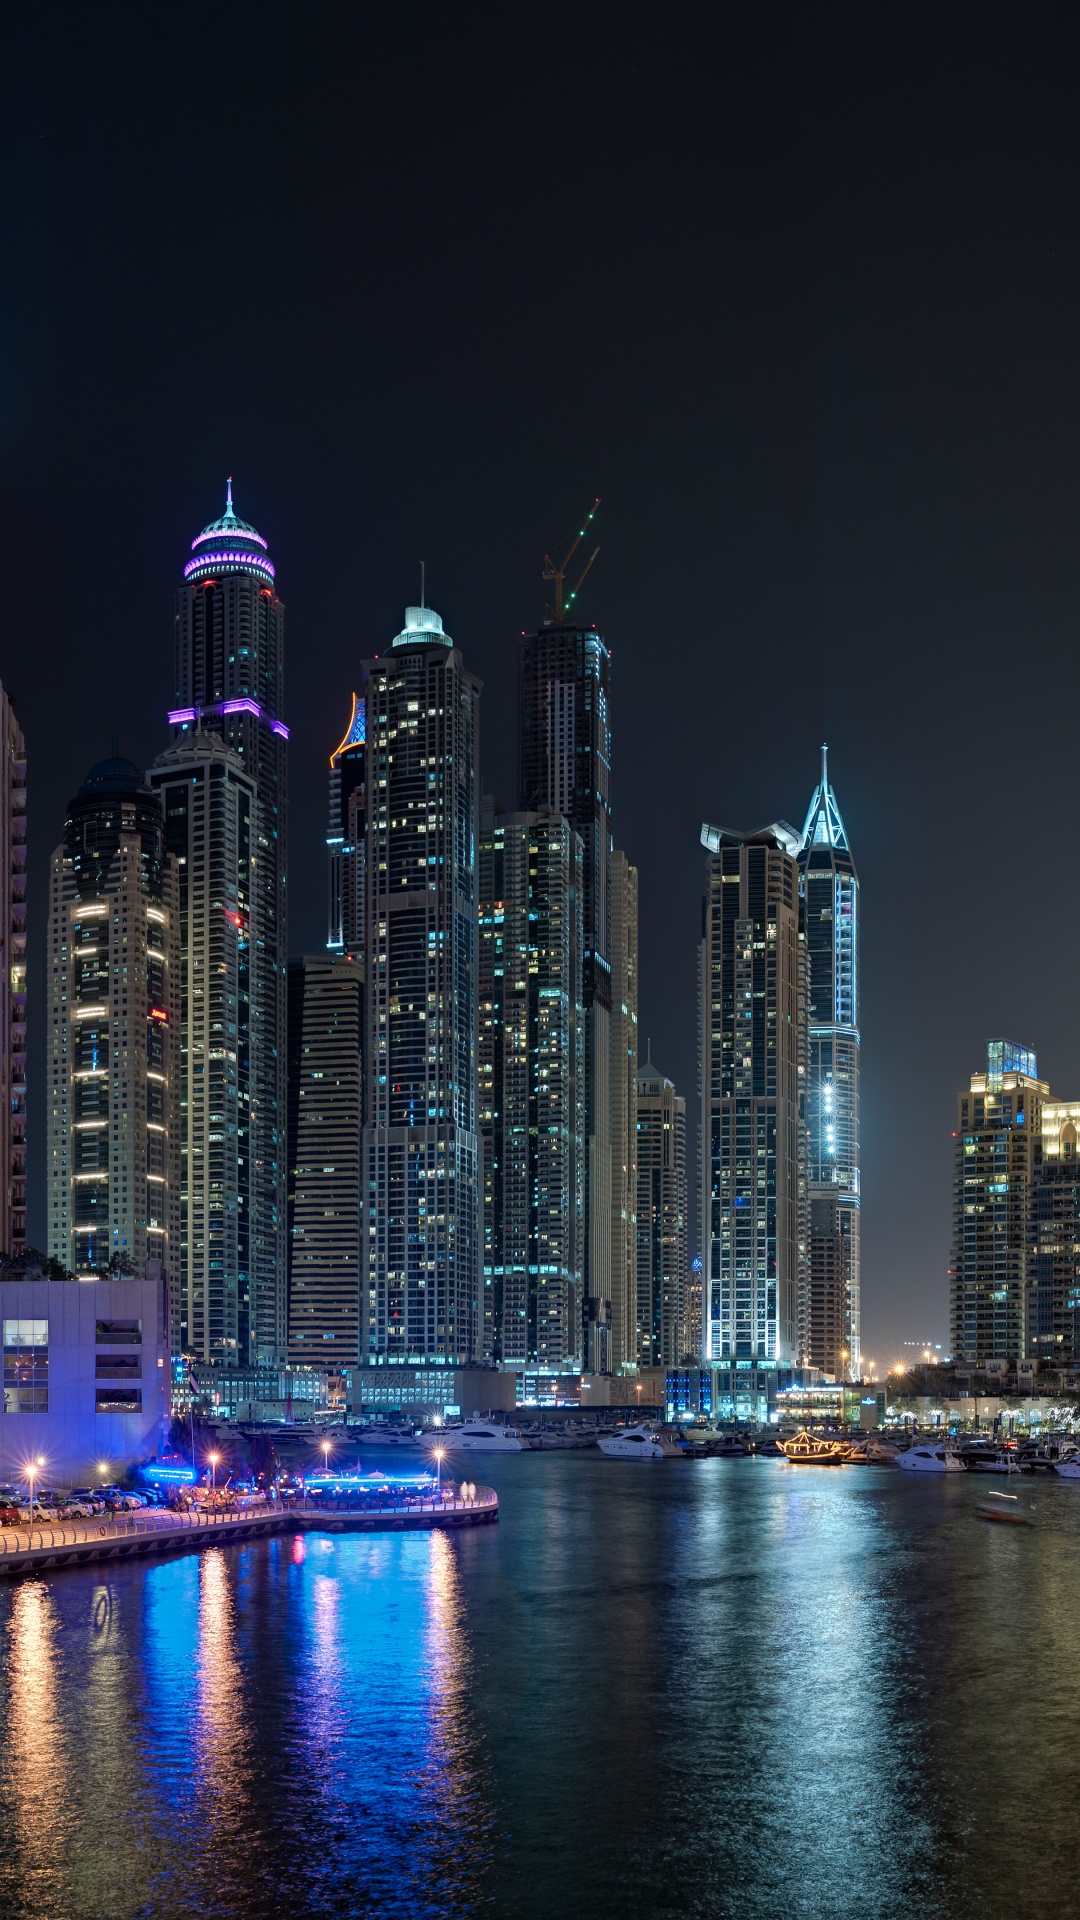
(4, 4, 1080, 1363)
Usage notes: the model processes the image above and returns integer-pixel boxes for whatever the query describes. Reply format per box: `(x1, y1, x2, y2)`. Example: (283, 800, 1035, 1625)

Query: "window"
(95, 1319, 141, 1345)
(3, 1319, 48, 1413)
(96, 1354, 140, 1379)
(96, 1388, 142, 1412)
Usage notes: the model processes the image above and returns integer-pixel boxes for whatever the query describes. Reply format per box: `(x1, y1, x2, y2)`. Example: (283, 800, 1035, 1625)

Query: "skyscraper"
(0, 685, 26, 1258)
(47, 759, 180, 1281)
(950, 1040, 1048, 1366)
(327, 693, 367, 956)
(519, 621, 612, 1370)
(361, 604, 481, 1364)
(797, 749, 861, 1379)
(635, 1055, 687, 1367)
(148, 733, 257, 1362)
(286, 953, 364, 1367)
(610, 850, 638, 1371)
(1029, 1100, 1080, 1369)
(699, 822, 806, 1369)
(479, 799, 584, 1371)
(167, 483, 287, 1363)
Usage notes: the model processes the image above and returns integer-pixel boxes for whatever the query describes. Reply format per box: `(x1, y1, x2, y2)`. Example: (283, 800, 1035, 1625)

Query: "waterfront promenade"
(0, 1486, 498, 1576)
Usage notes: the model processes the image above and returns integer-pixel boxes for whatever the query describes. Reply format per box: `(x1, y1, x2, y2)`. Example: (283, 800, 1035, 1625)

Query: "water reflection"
(2, 1467, 1080, 1918)
(195, 1548, 252, 1855)
(1, 1581, 71, 1916)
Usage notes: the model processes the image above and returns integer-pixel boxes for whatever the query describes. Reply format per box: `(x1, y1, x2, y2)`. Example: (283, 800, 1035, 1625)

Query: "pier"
(0, 1487, 498, 1576)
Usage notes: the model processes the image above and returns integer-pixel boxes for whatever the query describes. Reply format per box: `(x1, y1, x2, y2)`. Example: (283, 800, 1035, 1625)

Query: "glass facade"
(519, 624, 613, 1372)
(797, 750, 860, 1379)
(950, 1044, 1048, 1365)
(479, 802, 584, 1369)
(170, 486, 287, 1364)
(699, 826, 806, 1368)
(360, 608, 482, 1364)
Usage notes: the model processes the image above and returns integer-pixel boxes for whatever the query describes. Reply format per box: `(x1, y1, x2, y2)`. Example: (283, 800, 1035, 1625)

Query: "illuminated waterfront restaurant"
(0, 1272, 169, 1484)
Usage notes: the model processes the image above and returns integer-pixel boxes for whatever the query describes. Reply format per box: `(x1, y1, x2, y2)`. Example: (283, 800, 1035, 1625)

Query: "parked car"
(0, 1501, 20, 1527)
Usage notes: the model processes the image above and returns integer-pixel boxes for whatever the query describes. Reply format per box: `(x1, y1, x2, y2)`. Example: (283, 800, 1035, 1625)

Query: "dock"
(0, 1488, 498, 1576)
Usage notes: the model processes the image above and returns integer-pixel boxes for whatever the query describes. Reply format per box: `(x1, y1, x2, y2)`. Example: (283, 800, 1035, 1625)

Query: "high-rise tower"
(797, 749, 861, 1379)
(47, 760, 180, 1281)
(479, 799, 584, 1371)
(167, 483, 287, 1362)
(1029, 1099, 1080, 1370)
(699, 822, 806, 1368)
(0, 685, 27, 1258)
(148, 734, 257, 1362)
(287, 953, 364, 1367)
(519, 621, 612, 1370)
(327, 693, 367, 956)
(609, 850, 638, 1370)
(360, 604, 481, 1364)
(635, 1055, 687, 1367)
(951, 1041, 1047, 1366)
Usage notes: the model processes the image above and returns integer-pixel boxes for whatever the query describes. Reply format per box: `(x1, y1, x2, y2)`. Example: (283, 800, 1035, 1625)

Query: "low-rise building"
(344, 1365, 516, 1421)
(0, 1274, 169, 1485)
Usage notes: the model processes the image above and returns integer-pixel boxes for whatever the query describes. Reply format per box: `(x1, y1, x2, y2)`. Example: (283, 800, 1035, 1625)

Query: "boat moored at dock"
(778, 1430, 846, 1465)
(895, 1443, 966, 1472)
(598, 1425, 682, 1460)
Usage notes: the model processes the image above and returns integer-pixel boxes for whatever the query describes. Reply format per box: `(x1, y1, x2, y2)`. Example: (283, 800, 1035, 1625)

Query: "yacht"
(598, 1424, 681, 1460)
(451, 1421, 526, 1453)
(895, 1443, 966, 1473)
(1054, 1455, 1080, 1480)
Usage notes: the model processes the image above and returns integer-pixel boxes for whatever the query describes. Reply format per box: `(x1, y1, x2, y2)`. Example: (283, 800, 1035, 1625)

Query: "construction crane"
(543, 498, 600, 624)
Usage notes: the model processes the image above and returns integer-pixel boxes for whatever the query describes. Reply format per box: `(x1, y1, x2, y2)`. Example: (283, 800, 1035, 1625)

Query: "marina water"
(1, 1452, 1079, 1919)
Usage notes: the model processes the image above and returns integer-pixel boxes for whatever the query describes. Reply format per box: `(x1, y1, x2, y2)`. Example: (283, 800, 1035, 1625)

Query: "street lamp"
(208, 1450, 220, 1496)
(433, 1446, 444, 1493)
(321, 1440, 332, 1472)
(27, 1455, 44, 1526)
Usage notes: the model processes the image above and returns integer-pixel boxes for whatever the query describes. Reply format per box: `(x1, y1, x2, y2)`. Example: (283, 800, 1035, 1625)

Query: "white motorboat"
(451, 1421, 525, 1453)
(1055, 1456, 1080, 1479)
(896, 1443, 965, 1473)
(598, 1424, 681, 1460)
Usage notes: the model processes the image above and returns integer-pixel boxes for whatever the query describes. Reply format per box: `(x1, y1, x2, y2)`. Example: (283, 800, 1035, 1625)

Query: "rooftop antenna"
(543, 497, 600, 624)
(226, 475, 234, 514)
(821, 741, 828, 789)
(420, 560, 426, 609)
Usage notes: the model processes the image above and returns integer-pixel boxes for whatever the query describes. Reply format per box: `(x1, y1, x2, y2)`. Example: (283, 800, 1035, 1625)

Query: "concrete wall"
(0, 1277, 169, 1486)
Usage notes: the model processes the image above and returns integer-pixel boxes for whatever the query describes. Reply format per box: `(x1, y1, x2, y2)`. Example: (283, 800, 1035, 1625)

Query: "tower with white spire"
(797, 747, 860, 1381)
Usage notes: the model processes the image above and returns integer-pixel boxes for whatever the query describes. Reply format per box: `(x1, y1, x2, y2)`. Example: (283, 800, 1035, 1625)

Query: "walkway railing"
(0, 1486, 498, 1560)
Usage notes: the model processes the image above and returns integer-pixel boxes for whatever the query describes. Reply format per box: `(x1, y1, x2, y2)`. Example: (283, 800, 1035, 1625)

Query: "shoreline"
(0, 1488, 499, 1577)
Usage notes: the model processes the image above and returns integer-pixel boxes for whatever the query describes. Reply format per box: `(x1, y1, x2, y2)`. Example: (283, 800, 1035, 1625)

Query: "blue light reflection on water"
(0, 1461, 1079, 1918)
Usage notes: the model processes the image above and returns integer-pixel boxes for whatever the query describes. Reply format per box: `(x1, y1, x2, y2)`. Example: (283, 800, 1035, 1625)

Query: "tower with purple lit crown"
(166, 484, 288, 1363)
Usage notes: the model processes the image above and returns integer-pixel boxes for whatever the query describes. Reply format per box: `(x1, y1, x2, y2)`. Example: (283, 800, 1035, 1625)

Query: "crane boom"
(543, 497, 601, 623)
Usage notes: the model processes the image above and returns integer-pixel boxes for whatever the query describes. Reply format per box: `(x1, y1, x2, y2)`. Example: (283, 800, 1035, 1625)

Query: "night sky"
(4, 5, 1080, 1363)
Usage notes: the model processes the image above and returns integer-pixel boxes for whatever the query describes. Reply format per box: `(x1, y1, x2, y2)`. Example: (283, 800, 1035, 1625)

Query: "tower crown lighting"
(392, 605, 451, 649)
(185, 478, 275, 585)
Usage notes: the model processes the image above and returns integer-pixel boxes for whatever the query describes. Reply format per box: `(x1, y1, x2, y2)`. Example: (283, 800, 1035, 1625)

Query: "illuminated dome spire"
(799, 743, 850, 853)
(184, 477, 275, 586)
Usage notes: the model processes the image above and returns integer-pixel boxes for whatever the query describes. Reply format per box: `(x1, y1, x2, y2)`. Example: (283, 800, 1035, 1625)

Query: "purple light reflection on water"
(0, 1530, 494, 1918)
